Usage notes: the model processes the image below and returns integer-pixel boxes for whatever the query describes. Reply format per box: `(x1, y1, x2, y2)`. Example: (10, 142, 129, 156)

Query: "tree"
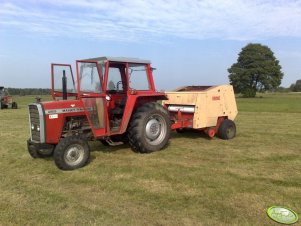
(228, 43, 284, 97)
(290, 79, 301, 92)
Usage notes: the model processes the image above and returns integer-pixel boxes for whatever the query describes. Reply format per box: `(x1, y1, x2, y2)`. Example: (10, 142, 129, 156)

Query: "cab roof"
(82, 56, 151, 64)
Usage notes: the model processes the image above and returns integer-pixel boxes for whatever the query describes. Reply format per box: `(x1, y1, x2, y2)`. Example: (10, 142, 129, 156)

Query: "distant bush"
(290, 79, 301, 92)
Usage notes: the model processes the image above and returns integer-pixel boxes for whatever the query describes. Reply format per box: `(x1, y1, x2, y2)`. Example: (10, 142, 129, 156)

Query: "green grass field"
(0, 94, 300, 225)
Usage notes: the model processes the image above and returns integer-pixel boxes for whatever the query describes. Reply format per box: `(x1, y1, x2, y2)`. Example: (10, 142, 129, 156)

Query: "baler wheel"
(127, 102, 171, 153)
(54, 136, 90, 170)
(218, 119, 236, 140)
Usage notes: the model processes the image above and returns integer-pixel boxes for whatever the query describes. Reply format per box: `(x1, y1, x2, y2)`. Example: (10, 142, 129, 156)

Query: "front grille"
(29, 104, 45, 142)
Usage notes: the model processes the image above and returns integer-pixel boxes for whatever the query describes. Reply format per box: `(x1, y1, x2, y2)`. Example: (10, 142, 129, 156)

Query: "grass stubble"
(0, 94, 300, 225)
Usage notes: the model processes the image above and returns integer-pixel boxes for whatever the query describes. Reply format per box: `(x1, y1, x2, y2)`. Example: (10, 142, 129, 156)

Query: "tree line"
(7, 88, 51, 96)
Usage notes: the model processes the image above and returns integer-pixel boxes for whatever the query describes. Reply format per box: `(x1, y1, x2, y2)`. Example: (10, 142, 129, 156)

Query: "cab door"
(76, 60, 108, 137)
(51, 64, 77, 100)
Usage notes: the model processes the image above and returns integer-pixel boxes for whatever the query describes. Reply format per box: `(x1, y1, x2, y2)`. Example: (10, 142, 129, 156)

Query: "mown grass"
(0, 93, 300, 225)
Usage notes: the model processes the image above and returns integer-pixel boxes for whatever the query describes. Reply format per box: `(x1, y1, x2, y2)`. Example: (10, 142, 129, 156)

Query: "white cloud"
(1, 0, 301, 41)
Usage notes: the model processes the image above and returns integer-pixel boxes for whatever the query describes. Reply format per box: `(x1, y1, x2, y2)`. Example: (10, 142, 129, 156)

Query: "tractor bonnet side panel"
(42, 100, 86, 144)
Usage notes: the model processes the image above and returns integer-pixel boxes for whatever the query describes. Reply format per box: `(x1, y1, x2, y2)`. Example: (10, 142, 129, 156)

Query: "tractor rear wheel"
(218, 119, 236, 140)
(128, 102, 171, 153)
(54, 136, 90, 170)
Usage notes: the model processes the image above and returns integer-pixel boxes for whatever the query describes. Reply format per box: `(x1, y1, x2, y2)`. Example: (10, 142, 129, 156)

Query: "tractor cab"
(50, 57, 163, 137)
(28, 56, 169, 170)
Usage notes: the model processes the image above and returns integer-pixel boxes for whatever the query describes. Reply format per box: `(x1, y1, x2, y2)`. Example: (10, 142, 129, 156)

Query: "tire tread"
(127, 102, 170, 153)
(53, 136, 90, 170)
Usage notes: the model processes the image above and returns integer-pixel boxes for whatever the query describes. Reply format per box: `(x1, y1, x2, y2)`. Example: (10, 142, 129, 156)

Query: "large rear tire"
(127, 102, 171, 153)
(218, 119, 236, 140)
(54, 136, 90, 170)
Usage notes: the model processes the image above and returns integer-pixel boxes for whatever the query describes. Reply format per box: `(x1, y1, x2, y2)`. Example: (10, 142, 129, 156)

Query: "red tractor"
(0, 86, 18, 109)
(27, 57, 237, 170)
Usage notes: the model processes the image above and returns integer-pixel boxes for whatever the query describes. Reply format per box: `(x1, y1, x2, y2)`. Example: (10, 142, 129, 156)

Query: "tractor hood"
(41, 100, 84, 115)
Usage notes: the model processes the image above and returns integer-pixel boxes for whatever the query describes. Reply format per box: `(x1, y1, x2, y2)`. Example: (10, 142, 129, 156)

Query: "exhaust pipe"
(62, 70, 67, 100)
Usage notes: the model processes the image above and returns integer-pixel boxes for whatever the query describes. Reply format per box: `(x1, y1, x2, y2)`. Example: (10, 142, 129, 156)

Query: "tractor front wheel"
(218, 119, 236, 140)
(54, 136, 90, 170)
(128, 102, 171, 153)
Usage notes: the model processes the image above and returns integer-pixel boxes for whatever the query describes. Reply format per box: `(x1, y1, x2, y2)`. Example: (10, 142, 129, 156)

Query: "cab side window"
(107, 66, 125, 92)
(128, 64, 150, 90)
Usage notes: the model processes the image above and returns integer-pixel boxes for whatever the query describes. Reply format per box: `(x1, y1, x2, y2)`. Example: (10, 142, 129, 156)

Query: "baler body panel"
(163, 85, 238, 129)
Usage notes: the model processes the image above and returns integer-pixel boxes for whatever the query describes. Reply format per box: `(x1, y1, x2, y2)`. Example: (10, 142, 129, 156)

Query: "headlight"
(31, 124, 35, 130)
(37, 125, 40, 131)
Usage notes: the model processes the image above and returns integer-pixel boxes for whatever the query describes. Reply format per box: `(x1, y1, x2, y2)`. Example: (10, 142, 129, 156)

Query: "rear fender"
(119, 94, 167, 134)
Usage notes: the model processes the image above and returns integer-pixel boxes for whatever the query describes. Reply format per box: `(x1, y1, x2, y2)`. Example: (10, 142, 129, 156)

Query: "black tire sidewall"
(128, 103, 171, 153)
(54, 136, 90, 170)
(141, 109, 170, 151)
(218, 119, 236, 140)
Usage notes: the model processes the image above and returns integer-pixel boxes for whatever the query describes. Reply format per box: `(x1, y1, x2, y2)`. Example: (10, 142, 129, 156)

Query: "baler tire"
(127, 102, 171, 153)
(54, 136, 90, 170)
(218, 119, 236, 140)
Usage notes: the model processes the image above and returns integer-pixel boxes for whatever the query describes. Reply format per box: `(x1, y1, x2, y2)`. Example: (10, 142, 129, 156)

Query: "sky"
(1, 0, 301, 90)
